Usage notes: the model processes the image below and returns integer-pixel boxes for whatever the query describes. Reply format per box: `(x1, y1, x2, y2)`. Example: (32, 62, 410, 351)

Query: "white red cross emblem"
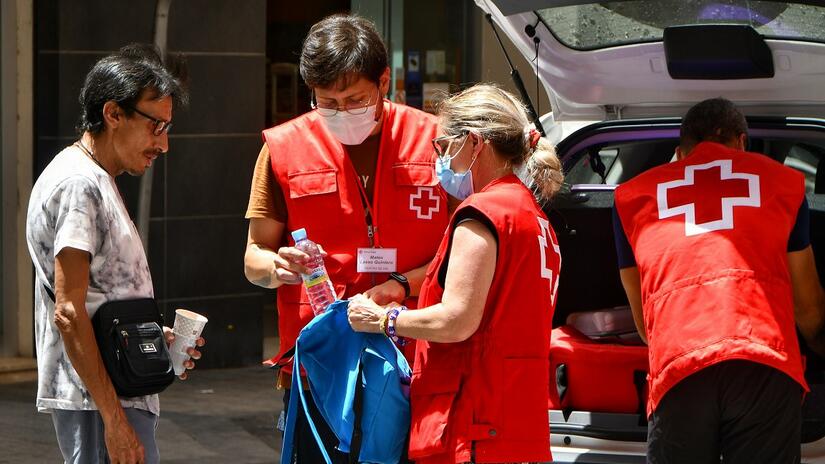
(657, 159, 760, 236)
(537, 217, 562, 306)
(409, 187, 441, 220)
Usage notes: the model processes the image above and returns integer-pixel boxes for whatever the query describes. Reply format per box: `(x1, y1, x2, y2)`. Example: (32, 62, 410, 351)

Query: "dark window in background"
(266, 0, 350, 127)
(402, 0, 480, 112)
(265, 0, 480, 123)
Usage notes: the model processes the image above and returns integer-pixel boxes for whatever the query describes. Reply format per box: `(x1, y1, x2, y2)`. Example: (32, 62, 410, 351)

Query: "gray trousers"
(51, 408, 159, 464)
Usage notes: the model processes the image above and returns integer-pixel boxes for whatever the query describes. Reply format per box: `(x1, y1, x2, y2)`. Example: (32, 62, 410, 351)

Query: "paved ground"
(0, 366, 284, 464)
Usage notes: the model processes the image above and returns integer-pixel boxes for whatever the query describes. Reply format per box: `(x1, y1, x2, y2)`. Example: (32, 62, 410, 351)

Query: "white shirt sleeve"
(51, 175, 104, 258)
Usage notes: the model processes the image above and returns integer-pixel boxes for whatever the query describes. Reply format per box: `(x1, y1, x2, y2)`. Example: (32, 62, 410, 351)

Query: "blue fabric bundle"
(281, 300, 412, 464)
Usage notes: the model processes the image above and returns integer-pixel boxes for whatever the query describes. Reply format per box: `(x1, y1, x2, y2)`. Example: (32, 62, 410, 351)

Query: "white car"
(476, 0, 825, 462)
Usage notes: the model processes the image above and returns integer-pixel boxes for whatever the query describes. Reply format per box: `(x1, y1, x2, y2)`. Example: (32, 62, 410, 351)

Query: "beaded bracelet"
(386, 306, 408, 347)
(381, 309, 394, 338)
(378, 312, 389, 335)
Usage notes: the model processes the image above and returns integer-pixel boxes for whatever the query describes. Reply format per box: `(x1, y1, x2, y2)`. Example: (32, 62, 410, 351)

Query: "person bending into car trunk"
(26, 45, 204, 464)
(613, 97, 825, 464)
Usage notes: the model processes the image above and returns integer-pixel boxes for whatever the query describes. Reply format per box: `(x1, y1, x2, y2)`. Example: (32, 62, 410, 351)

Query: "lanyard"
(344, 155, 376, 248)
(346, 158, 380, 286)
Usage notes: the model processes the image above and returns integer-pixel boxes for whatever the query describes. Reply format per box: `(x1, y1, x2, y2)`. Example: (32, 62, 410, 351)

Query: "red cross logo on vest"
(409, 187, 441, 220)
(657, 159, 761, 236)
(537, 217, 562, 305)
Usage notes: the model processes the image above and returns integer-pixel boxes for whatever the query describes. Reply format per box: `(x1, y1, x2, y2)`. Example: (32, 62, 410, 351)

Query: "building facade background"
(1, 0, 548, 369)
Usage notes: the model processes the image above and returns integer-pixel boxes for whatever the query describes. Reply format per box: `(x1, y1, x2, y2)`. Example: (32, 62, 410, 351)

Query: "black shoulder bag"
(44, 285, 175, 397)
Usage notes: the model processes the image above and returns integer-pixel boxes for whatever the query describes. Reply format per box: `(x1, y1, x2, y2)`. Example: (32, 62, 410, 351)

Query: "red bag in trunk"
(549, 325, 649, 415)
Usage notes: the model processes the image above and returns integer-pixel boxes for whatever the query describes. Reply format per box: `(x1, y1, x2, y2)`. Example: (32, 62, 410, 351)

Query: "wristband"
(388, 272, 410, 299)
(387, 306, 408, 347)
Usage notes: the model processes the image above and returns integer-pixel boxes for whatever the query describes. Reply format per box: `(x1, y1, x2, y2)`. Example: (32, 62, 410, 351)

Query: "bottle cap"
(291, 228, 307, 242)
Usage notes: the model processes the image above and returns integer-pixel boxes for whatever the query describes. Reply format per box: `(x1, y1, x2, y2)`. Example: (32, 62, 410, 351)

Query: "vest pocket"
(392, 162, 438, 187)
(390, 162, 445, 224)
(287, 168, 338, 198)
(409, 368, 461, 458)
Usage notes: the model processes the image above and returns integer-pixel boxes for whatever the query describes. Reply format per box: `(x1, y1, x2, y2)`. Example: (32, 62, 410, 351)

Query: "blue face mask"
(435, 138, 478, 200)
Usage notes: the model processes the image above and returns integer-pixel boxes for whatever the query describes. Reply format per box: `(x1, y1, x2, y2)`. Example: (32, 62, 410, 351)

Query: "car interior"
(544, 119, 825, 445)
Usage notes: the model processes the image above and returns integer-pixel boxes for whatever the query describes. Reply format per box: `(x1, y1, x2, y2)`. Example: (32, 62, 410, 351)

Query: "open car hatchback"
(474, 0, 825, 462)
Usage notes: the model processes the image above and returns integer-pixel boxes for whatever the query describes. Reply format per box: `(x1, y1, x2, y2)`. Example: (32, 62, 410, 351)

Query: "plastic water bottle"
(291, 228, 336, 315)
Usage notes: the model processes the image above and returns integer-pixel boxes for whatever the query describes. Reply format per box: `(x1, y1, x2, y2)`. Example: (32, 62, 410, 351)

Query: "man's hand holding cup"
(164, 309, 208, 380)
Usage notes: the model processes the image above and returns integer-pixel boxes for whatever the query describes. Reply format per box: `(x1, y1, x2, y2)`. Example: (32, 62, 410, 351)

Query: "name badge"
(357, 248, 397, 273)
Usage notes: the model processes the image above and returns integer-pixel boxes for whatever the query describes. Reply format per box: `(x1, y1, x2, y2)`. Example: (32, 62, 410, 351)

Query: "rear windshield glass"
(537, 1, 825, 50)
(565, 136, 825, 192)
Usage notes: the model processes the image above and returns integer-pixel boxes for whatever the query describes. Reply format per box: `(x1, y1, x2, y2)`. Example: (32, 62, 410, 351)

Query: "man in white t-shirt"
(26, 44, 204, 464)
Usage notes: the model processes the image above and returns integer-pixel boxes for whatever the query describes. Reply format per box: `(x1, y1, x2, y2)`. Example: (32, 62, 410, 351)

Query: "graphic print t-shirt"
(26, 145, 158, 414)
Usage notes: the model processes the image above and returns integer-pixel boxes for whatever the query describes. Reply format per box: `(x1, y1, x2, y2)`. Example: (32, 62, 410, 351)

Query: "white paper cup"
(170, 309, 208, 376)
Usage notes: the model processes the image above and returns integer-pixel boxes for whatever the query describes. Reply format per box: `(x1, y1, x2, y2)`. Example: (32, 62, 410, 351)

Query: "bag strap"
(281, 340, 333, 464)
(42, 283, 56, 302)
(269, 346, 296, 370)
(348, 362, 365, 464)
(41, 282, 162, 323)
(280, 364, 299, 464)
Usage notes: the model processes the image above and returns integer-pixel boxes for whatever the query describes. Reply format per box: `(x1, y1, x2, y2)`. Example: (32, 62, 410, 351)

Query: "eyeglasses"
(432, 133, 468, 161)
(312, 91, 377, 117)
(127, 106, 173, 136)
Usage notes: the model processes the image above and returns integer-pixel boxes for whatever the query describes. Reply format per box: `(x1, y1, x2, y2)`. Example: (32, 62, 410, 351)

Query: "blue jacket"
(281, 300, 412, 464)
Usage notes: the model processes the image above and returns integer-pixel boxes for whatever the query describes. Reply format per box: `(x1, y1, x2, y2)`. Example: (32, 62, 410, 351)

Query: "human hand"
(363, 279, 406, 306)
(347, 294, 389, 334)
(163, 327, 206, 380)
(104, 413, 145, 464)
(272, 245, 328, 285)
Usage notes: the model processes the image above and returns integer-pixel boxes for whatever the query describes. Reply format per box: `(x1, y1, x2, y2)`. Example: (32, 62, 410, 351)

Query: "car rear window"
(537, 1, 825, 50)
(565, 137, 825, 193)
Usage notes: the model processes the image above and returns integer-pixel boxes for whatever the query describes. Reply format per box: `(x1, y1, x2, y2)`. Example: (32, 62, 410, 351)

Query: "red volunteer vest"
(614, 142, 809, 416)
(264, 101, 449, 368)
(409, 175, 559, 464)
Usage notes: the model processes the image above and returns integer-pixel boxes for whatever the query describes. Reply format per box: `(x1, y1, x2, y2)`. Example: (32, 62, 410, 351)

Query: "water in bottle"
(291, 228, 336, 315)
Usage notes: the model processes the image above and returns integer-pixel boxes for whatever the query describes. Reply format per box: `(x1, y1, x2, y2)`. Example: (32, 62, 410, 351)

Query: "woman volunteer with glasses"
(243, 14, 451, 462)
(348, 84, 564, 464)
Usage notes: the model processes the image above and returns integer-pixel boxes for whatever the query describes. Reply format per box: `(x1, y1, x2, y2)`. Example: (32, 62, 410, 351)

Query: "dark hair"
(680, 97, 747, 153)
(299, 14, 388, 90)
(77, 43, 189, 135)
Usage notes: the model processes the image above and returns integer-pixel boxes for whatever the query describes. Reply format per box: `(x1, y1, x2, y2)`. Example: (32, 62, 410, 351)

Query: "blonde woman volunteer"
(349, 84, 564, 464)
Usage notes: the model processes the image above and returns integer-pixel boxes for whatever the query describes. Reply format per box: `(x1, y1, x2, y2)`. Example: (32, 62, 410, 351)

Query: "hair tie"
(529, 128, 541, 150)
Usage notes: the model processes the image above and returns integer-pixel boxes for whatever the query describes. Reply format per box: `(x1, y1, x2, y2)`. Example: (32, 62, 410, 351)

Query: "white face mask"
(320, 106, 380, 146)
